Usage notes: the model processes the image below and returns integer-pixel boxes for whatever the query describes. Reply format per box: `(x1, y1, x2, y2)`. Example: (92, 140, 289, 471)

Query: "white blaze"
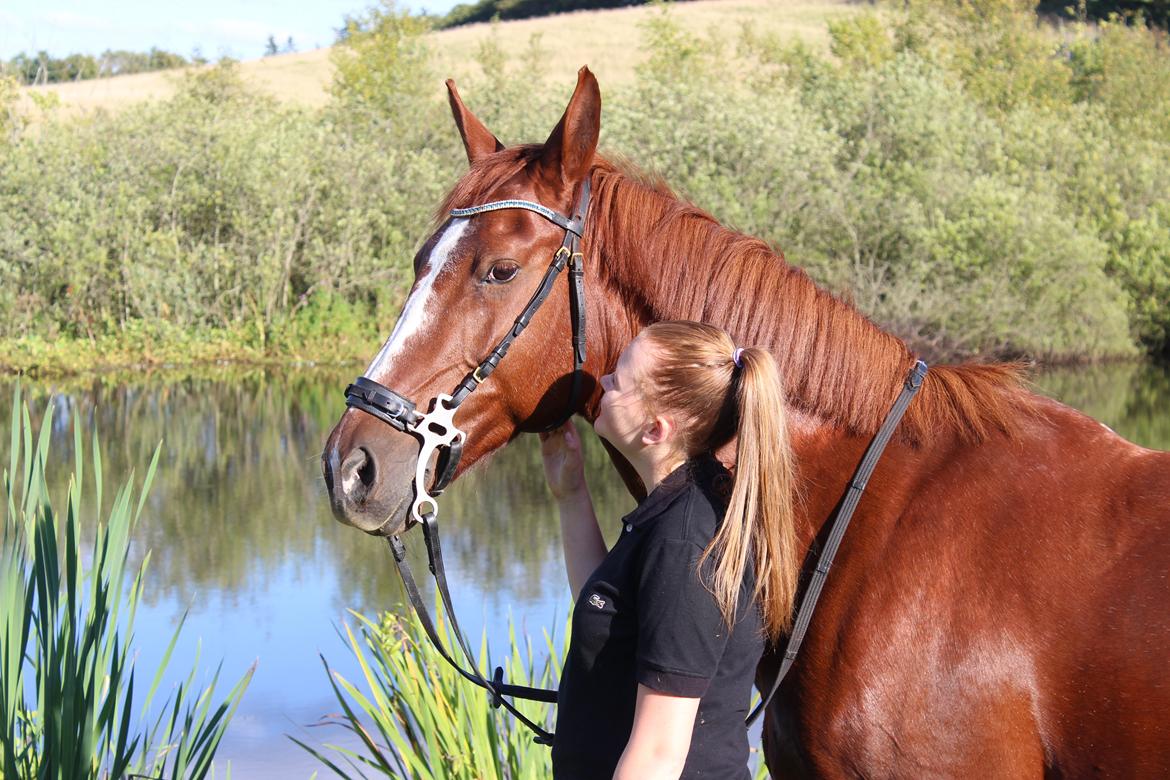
(365, 218, 470, 382)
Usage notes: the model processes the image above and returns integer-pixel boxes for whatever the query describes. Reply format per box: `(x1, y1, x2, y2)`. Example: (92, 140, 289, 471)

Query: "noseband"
(342, 178, 592, 743)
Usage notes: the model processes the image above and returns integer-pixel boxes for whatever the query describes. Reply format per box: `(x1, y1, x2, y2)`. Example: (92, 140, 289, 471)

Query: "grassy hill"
(21, 0, 859, 114)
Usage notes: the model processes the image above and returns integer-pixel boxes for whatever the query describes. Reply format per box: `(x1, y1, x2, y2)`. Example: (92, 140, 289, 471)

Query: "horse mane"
(439, 146, 1033, 445)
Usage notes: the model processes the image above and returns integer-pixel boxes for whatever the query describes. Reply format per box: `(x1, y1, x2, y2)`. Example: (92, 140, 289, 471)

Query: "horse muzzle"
(323, 411, 416, 536)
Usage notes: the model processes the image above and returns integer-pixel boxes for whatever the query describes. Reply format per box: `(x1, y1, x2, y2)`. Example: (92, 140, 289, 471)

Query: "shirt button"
(624, 523, 633, 532)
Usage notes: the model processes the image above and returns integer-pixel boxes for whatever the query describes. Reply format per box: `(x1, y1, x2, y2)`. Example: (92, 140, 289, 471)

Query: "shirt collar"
(622, 453, 728, 529)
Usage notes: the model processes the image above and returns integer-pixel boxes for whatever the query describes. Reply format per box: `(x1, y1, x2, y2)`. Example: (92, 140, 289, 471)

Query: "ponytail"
(638, 322, 800, 643)
(698, 347, 799, 642)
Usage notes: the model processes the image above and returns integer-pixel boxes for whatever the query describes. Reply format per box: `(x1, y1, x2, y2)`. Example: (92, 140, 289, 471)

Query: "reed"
(299, 607, 777, 778)
(0, 387, 253, 779)
(296, 608, 564, 778)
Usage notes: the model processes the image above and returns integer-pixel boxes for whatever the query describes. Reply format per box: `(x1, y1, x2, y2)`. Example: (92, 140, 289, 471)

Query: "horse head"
(323, 67, 610, 536)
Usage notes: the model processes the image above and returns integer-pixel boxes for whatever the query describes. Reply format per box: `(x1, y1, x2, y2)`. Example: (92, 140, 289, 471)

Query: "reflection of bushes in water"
(2, 0, 1169, 363)
(1104, 363, 1170, 450)
(1032, 362, 1170, 450)
(0, 369, 367, 610)
(0, 372, 635, 616)
(3, 358, 1165, 621)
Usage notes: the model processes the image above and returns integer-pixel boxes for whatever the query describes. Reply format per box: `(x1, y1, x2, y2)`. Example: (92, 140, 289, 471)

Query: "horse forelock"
(432, 149, 1032, 445)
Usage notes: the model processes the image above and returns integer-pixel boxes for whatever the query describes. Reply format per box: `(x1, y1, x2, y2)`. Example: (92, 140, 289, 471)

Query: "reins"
(746, 358, 927, 726)
(341, 176, 928, 745)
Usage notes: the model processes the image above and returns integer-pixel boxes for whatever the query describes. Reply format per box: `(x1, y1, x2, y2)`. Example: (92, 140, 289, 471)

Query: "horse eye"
(488, 262, 520, 284)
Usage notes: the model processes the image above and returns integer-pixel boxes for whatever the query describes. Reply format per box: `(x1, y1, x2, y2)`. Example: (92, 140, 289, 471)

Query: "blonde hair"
(637, 321, 799, 642)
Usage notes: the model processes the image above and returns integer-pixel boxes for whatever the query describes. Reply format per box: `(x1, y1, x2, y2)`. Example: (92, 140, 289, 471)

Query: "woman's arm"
(613, 684, 700, 780)
(540, 421, 607, 600)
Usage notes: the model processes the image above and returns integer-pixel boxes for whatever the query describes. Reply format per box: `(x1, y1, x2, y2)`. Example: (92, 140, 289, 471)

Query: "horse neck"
(588, 168, 921, 443)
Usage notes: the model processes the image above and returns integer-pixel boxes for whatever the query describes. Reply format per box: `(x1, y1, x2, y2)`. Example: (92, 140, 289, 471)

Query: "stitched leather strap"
(389, 521, 558, 745)
(745, 359, 928, 727)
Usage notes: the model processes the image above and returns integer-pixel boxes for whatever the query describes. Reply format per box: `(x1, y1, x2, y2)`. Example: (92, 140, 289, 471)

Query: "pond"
(3, 360, 1167, 777)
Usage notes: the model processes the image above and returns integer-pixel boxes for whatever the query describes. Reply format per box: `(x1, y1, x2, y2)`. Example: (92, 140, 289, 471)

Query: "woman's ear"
(641, 414, 676, 448)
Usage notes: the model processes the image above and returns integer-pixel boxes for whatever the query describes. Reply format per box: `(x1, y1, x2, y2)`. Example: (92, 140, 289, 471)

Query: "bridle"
(340, 172, 929, 745)
(345, 177, 591, 531)
(342, 177, 592, 743)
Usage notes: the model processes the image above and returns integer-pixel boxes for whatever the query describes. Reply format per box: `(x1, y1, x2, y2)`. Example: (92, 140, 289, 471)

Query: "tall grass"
(296, 609, 563, 778)
(298, 607, 774, 778)
(0, 388, 253, 778)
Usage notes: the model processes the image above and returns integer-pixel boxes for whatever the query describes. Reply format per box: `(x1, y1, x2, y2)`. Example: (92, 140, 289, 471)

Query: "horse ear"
(539, 66, 601, 188)
(446, 79, 504, 165)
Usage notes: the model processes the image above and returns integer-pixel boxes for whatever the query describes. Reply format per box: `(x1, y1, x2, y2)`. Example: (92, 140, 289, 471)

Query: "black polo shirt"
(552, 454, 764, 779)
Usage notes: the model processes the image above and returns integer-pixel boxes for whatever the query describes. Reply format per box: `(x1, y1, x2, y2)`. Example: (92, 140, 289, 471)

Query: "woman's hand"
(543, 420, 605, 599)
(540, 420, 587, 501)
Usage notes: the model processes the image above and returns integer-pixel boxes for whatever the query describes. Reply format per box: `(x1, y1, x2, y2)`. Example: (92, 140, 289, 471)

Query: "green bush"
(2, 48, 192, 86)
(437, 0, 660, 29)
(0, 77, 17, 142)
(1, 0, 1168, 365)
(612, 8, 1140, 359)
(0, 389, 252, 777)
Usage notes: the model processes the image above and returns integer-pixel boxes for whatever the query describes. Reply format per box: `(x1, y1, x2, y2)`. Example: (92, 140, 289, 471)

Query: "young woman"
(540, 320, 800, 780)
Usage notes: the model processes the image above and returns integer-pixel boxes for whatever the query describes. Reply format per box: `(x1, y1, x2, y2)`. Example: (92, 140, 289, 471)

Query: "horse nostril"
(340, 447, 377, 502)
(357, 447, 376, 489)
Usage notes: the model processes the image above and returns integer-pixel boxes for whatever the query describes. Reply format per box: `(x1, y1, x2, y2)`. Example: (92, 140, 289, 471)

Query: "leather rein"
(341, 175, 929, 744)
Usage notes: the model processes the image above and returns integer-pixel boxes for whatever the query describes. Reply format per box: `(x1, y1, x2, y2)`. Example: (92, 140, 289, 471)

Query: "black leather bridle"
(345, 178, 589, 530)
(342, 178, 592, 743)
(341, 172, 929, 746)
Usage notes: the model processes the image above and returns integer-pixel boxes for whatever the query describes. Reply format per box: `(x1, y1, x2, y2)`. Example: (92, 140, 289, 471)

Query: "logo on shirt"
(588, 593, 606, 610)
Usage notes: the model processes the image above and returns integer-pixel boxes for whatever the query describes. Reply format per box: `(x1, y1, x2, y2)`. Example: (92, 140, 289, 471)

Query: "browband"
(450, 199, 585, 236)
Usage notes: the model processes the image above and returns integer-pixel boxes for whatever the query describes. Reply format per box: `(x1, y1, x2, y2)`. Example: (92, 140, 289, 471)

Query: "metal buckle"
(409, 393, 465, 527)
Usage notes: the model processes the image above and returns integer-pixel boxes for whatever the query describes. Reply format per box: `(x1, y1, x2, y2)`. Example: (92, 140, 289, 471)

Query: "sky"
(0, 0, 463, 61)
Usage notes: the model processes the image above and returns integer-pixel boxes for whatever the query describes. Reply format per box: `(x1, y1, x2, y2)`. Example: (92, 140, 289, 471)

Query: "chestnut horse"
(323, 68, 1170, 777)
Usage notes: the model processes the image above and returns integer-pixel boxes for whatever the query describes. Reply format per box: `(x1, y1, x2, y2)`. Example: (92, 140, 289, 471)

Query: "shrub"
(1, 0, 1167, 364)
(0, 77, 17, 142)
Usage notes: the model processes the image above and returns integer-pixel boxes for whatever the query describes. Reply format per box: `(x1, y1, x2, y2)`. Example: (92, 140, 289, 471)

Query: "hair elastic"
(732, 347, 745, 368)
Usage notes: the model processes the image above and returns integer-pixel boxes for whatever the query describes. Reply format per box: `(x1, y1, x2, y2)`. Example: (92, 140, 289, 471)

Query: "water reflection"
(2, 360, 1166, 774)
(1029, 362, 1170, 449)
(4, 368, 635, 614)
